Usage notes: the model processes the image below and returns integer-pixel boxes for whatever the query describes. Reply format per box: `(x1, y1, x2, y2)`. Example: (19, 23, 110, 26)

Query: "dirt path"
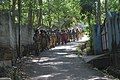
(22, 41, 111, 80)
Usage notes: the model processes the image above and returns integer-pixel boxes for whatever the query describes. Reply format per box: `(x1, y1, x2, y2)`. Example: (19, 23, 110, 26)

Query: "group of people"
(33, 28, 83, 56)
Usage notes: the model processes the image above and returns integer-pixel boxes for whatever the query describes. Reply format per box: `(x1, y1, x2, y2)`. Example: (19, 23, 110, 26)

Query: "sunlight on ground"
(51, 45, 77, 51)
(32, 57, 56, 63)
(51, 46, 74, 50)
(31, 35, 90, 63)
(32, 60, 39, 62)
(39, 74, 53, 78)
(41, 61, 64, 65)
(38, 61, 71, 66)
(51, 35, 89, 51)
(56, 52, 68, 55)
(31, 73, 62, 79)
(26, 34, 112, 80)
(33, 71, 37, 73)
(31, 74, 53, 80)
(88, 76, 110, 80)
(65, 54, 78, 58)
(79, 35, 90, 42)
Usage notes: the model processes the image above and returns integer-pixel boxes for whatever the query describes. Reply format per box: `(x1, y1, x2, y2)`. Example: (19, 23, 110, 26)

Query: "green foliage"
(108, 0, 120, 11)
(80, 0, 97, 14)
(0, 0, 119, 29)
(76, 41, 91, 56)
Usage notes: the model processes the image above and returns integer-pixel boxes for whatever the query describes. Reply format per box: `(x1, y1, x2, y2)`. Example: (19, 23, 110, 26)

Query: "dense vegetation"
(0, 0, 119, 29)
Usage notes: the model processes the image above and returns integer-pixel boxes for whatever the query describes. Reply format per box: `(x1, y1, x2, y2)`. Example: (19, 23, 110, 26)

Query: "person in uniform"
(72, 29, 76, 41)
(61, 30, 67, 45)
(40, 30, 47, 51)
(51, 31, 56, 47)
(76, 29, 80, 41)
(46, 31, 51, 49)
(33, 29, 41, 56)
(55, 29, 61, 45)
(49, 31, 53, 48)
(69, 30, 72, 42)
(67, 29, 71, 42)
(79, 29, 83, 39)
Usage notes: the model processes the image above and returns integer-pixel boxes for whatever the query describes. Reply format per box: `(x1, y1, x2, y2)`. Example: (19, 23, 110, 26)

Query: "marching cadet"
(76, 29, 80, 41)
(55, 29, 61, 45)
(40, 30, 47, 51)
(79, 29, 83, 39)
(72, 29, 76, 41)
(61, 30, 67, 45)
(46, 31, 51, 49)
(48, 31, 52, 48)
(69, 30, 72, 42)
(51, 31, 56, 47)
(33, 29, 41, 56)
(66, 29, 70, 42)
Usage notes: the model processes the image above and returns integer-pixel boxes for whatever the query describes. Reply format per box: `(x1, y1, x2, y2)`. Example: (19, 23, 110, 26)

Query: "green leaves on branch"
(1, 0, 119, 29)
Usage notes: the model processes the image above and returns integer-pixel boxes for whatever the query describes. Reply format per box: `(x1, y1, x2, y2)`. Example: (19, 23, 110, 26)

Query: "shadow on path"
(22, 41, 111, 80)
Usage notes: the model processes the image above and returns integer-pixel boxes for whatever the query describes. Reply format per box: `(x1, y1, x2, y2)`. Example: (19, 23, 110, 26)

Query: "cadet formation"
(33, 28, 83, 56)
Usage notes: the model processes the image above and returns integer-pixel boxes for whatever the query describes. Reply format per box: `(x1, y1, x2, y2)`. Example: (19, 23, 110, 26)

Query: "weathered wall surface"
(20, 26, 34, 46)
(15, 25, 34, 47)
(0, 13, 15, 48)
(0, 12, 34, 60)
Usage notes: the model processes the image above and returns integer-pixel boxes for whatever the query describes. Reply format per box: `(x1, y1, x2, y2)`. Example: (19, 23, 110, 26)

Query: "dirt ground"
(21, 40, 112, 80)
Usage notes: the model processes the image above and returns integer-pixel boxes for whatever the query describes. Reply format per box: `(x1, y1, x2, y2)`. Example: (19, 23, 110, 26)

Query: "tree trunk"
(88, 14, 93, 52)
(8, 0, 11, 10)
(32, 0, 36, 27)
(48, 0, 51, 27)
(28, 0, 33, 28)
(38, 0, 43, 27)
(27, 1, 33, 44)
(12, 0, 17, 24)
(105, 0, 108, 17)
(58, 13, 60, 28)
(18, 0, 22, 58)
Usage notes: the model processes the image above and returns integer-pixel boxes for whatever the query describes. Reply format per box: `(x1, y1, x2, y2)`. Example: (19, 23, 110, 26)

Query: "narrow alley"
(0, 0, 120, 80)
(21, 38, 111, 80)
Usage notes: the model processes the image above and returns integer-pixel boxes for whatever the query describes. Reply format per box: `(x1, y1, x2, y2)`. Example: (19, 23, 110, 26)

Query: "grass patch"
(76, 40, 92, 56)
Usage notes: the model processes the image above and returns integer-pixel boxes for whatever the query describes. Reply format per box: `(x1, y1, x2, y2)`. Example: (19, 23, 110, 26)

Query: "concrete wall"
(0, 13, 14, 48)
(20, 26, 34, 46)
(0, 12, 34, 60)
(15, 25, 34, 47)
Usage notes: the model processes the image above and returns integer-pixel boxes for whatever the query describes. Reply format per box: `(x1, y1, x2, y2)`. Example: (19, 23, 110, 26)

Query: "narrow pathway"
(22, 40, 111, 80)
